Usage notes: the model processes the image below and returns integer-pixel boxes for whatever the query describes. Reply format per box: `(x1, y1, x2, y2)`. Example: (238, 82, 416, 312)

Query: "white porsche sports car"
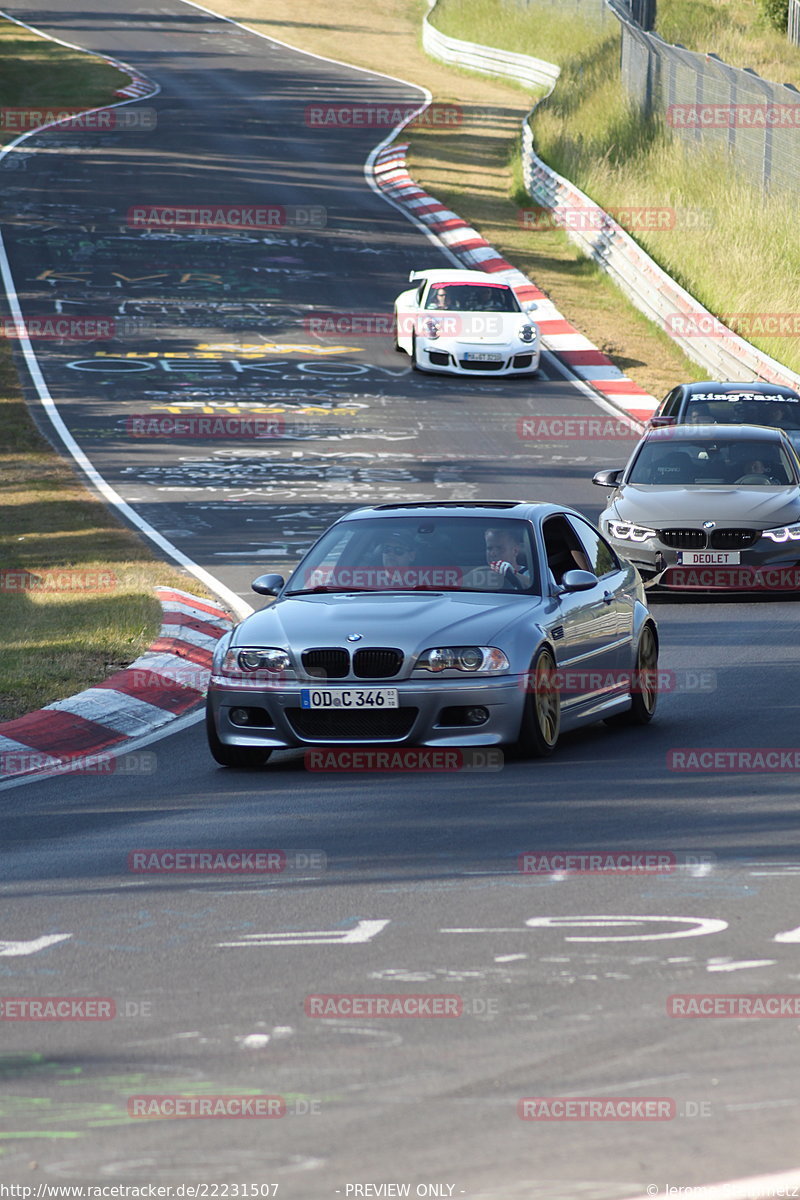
(393, 269, 541, 377)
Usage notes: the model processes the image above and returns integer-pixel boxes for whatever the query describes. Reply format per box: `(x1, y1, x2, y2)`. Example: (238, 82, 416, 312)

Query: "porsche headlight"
(763, 523, 800, 543)
(518, 323, 537, 343)
(607, 521, 657, 542)
(223, 647, 292, 673)
(423, 318, 440, 339)
(414, 646, 509, 673)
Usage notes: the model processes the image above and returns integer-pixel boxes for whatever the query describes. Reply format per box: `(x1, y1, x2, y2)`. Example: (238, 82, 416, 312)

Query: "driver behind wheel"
(484, 527, 529, 585)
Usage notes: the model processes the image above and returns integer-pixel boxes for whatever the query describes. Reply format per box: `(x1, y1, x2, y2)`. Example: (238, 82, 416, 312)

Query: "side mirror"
(522, 300, 538, 312)
(560, 569, 598, 592)
(592, 468, 624, 487)
(649, 415, 676, 427)
(251, 573, 285, 597)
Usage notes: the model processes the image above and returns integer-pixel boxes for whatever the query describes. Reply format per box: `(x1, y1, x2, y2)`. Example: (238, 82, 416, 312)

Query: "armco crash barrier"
(0, 589, 232, 781)
(423, 0, 800, 393)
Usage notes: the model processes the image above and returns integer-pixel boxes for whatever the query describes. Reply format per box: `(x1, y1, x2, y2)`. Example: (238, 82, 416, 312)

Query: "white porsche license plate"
(300, 688, 399, 710)
(463, 352, 502, 362)
(676, 551, 740, 565)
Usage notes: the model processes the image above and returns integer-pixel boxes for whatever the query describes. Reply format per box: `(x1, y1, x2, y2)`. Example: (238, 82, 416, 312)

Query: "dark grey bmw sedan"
(594, 424, 800, 592)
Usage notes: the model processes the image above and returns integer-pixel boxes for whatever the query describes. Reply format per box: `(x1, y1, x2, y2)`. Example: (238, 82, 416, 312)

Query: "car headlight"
(423, 318, 440, 339)
(414, 646, 510, 673)
(763, 523, 800, 543)
(223, 647, 293, 673)
(607, 521, 657, 542)
(518, 324, 537, 343)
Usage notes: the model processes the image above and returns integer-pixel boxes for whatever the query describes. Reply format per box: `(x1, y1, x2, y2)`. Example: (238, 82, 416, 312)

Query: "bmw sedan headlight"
(223, 647, 293, 673)
(414, 646, 510, 673)
(518, 323, 537, 343)
(607, 521, 657, 542)
(763, 523, 800, 543)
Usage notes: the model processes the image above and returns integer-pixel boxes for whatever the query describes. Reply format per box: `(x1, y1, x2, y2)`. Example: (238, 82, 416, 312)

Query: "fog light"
(230, 708, 250, 725)
(465, 707, 489, 725)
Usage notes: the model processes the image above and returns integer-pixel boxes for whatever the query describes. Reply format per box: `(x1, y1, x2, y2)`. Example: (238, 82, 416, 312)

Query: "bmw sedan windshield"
(627, 436, 798, 487)
(285, 516, 541, 595)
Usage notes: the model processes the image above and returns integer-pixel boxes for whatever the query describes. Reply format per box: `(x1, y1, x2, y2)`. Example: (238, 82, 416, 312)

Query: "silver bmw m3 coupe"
(206, 502, 658, 767)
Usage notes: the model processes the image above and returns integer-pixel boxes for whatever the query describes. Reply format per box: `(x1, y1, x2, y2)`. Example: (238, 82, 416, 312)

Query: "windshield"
(285, 516, 541, 595)
(424, 284, 521, 313)
(685, 394, 800, 430)
(628, 437, 798, 486)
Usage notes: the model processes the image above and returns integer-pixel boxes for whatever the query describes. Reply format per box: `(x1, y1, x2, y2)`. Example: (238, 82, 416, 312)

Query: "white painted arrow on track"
(218, 920, 390, 948)
(0, 934, 72, 956)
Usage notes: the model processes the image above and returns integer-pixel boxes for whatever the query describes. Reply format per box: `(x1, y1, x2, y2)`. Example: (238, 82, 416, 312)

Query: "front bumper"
(420, 341, 540, 376)
(608, 536, 800, 592)
(208, 675, 527, 749)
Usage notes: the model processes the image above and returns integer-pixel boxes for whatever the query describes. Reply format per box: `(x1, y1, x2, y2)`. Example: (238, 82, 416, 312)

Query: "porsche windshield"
(628, 437, 798, 486)
(424, 284, 521, 313)
(286, 517, 541, 594)
(686, 395, 800, 430)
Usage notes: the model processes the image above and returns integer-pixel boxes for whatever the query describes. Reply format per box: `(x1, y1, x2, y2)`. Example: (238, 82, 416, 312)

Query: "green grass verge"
(0, 17, 212, 722)
(433, 0, 800, 376)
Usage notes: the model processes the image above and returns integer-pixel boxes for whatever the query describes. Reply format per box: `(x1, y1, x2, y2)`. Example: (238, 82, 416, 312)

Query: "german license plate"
(676, 551, 740, 565)
(463, 352, 502, 362)
(300, 688, 399, 710)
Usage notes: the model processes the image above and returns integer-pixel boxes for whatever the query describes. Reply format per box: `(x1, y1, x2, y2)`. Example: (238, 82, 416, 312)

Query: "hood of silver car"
(612, 485, 800, 527)
(233, 590, 539, 654)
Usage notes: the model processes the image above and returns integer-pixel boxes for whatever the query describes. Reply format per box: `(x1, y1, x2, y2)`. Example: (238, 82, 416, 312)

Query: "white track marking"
(0, 934, 72, 956)
(218, 919, 390, 947)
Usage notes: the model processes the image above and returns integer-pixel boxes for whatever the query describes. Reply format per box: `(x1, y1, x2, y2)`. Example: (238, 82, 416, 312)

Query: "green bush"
(759, 0, 789, 31)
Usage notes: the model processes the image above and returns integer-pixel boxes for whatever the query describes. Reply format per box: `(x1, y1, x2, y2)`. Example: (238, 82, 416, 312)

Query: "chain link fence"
(607, 0, 800, 195)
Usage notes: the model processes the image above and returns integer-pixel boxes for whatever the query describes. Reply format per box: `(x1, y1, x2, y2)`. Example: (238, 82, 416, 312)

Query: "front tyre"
(605, 621, 659, 727)
(411, 332, 423, 372)
(206, 701, 272, 768)
(515, 646, 560, 758)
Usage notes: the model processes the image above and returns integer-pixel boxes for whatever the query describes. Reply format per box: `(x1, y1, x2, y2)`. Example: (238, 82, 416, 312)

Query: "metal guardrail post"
(789, 0, 800, 46)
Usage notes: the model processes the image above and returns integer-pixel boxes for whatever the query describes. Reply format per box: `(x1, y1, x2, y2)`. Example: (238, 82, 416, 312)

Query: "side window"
(568, 516, 621, 579)
(542, 515, 595, 585)
(655, 387, 682, 419)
